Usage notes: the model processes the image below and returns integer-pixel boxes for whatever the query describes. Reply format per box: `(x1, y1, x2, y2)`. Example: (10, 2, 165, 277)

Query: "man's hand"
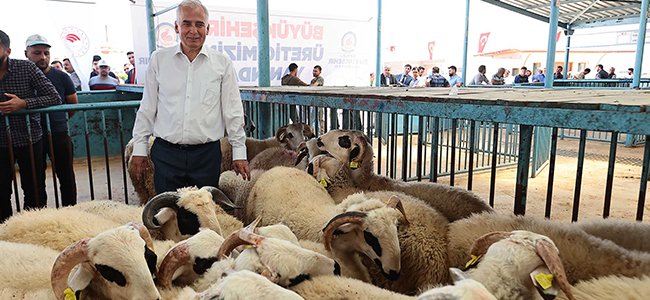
(131, 155, 149, 181)
(233, 159, 251, 181)
(0, 93, 27, 114)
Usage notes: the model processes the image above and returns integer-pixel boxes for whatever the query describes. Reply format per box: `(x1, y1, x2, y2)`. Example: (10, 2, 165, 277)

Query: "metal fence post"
(514, 125, 534, 215)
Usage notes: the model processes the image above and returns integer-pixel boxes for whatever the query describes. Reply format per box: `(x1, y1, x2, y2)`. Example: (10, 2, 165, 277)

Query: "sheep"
(249, 147, 300, 170)
(289, 268, 496, 300)
(220, 166, 409, 283)
(446, 212, 650, 285)
(307, 129, 494, 222)
(157, 214, 340, 292)
(555, 274, 650, 300)
(575, 217, 650, 252)
(126, 123, 314, 205)
(0, 241, 59, 299)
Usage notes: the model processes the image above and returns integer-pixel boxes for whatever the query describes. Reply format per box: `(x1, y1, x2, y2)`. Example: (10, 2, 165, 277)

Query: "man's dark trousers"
(0, 139, 47, 222)
(150, 138, 222, 194)
(42, 132, 77, 206)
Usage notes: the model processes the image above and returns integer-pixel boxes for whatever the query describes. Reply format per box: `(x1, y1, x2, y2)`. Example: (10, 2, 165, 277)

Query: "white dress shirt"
(132, 44, 247, 160)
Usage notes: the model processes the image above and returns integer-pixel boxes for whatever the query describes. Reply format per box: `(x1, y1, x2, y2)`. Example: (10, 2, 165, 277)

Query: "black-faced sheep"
(125, 123, 314, 204)
(306, 129, 494, 222)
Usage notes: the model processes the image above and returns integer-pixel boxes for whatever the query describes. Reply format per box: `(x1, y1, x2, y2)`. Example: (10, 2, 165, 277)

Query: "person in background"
(0, 30, 60, 221)
(525, 69, 533, 79)
(124, 63, 132, 73)
(24, 34, 78, 207)
(608, 67, 616, 79)
(409, 66, 420, 87)
(532, 68, 545, 82)
(427, 66, 449, 87)
(627, 68, 634, 79)
(574, 68, 590, 79)
(370, 72, 375, 86)
(396, 64, 413, 87)
(447, 65, 462, 87)
(554, 66, 563, 79)
(90, 55, 118, 80)
(514, 66, 529, 83)
(89, 60, 119, 90)
(491, 67, 506, 85)
(126, 51, 137, 84)
(468, 65, 489, 85)
(380, 65, 398, 87)
(595, 64, 608, 79)
(281, 63, 308, 86)
(310, 65, 324, 86)
(51, 60, 63, 71)
(62, 58, 81, 91)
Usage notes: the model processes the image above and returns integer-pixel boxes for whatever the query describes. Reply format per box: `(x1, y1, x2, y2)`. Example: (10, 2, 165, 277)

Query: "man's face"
(63, 60, 74, 73)
(609, 67, 615, 73)
(448, 68, 455, 76)
(526, 70, 532, 77)
(124, 64, 131, 73)
(99, 65, 109, 77)
(520, 69, 526, 76)
(412, 68, 418, 77)
(538, 69, 544, 74)
(419, 68, 425, 77)
(556, 67, 562, 73)
(504, 70, 510, 77)
(628, 70, 633, 75)
(404, 66, 411, 74)
(312, 67, 321, 78)
(383, 67, 390, 76)
(175, 6, 209, 49)
(25, 45, 50, 70)
(93, 61, 99, 72)
(52, 62, 63, 71)
(128, 53, 135, 66)
(597, 66, 602, 71)
(585, 69, 590, 74)
(0, 44, 10, 66)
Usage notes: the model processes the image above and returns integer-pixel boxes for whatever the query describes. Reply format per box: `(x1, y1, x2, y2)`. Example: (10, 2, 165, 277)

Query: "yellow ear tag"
(320, 177, 331, 187)
(279, 133, 285, 141)
(465, 255, 482, 268)
(244, 245, 252, 250)
(535, 273, 554, 290)
(148, 247, 154, 252)
(63, 288, 76, 300)
(350, 161, 359, 169)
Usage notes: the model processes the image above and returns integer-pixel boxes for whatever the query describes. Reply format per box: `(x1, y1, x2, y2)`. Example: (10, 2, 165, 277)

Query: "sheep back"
(0, 241, 59, 293)
(249, 147, 298, 171)
(290, 275, 413, 300)
(575, 218, 650, 252)
(556, 275, 650, 300)
(69, 200, 143, 225)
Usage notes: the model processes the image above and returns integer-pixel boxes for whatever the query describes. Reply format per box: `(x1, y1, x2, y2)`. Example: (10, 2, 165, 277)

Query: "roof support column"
(563, 27, 573, 79)
(146, 0, 156, 55)
(544, 0, 560, 88)
(375, 0, 383, 87)
(257, 0, 273, 138)
(462, 0, 470, 86)
(633, 0, 649, 89)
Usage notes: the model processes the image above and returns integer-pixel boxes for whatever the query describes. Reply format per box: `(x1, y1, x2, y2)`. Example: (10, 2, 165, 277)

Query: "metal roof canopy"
(482, 0, 648, 29)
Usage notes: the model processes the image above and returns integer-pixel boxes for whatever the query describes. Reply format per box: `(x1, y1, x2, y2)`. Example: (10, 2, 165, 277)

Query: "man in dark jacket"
(380, 66, 397, 87)
(281, 63, 308, 86)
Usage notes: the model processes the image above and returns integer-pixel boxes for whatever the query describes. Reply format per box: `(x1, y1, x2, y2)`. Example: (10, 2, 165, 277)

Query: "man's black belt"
(156, 138, 217, 150)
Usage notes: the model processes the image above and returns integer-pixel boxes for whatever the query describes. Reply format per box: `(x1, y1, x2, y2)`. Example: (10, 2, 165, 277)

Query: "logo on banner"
(341, 31, 356, 52)
(156, 22, 178, 48)
(478, 32, 490, 53)
(60, 27, 90, 57)
(428, 42, 435, 60)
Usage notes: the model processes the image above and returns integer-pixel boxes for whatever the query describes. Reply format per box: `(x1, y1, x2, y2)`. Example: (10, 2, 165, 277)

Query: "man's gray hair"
(176, 0, 210, 23)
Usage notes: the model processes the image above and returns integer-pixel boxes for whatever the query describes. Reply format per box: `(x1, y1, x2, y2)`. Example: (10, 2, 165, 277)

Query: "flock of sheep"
(0, 122, 649, 299)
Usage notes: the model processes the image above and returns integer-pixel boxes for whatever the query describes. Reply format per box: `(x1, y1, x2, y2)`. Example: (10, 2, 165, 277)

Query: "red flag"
(428, 42, 435, 60)
(478, 32, 490, 53)
(390, 46, 396, 52)
(556, 31, 562, 43)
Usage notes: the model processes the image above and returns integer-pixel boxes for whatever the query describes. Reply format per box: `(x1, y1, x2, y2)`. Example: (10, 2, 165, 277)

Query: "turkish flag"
(428, 42, 435, 60)
(390, 46, 396, 52)
(556, 31, 562, 43)
(478, 32, 490, 53)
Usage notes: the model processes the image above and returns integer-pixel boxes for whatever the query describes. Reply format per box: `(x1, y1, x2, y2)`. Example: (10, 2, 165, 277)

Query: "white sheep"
(125, 123, 314, 204)
(0, 241, 59, 299)
(307, 129, 494, 222)
(219, 166, 408, 283)
(575, 217, 650, 252)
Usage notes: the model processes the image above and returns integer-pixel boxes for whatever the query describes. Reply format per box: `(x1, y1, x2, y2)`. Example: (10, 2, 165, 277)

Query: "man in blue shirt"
(514, 66, 529, 83)
(448, 65, 462, 87)
(24, 34, 78, 207)
(532, 68, 545, 82)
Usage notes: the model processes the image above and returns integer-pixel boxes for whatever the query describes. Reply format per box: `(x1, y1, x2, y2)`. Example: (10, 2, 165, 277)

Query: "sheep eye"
(288, 133, 294, 139)
(95, 264, 127, 287)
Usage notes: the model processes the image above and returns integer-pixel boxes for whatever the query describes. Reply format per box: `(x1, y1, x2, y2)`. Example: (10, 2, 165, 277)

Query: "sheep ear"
(67, 262, 95, 292)
(530, 265, 560, 300)
(450, 268, 470, 283)
(275, 126, 289, 143)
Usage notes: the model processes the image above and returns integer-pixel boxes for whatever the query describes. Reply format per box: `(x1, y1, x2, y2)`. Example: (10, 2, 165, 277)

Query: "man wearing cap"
(24, 34, 78, 207)
(0, 30, 60, 221)
(131, 0, 250, 196)
(90, 55, 119, 81)
(88, 60, 119, 90)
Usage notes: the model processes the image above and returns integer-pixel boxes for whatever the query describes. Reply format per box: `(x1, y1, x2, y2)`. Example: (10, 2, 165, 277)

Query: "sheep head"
(219, 214, 341, 287)
(276, 123, 315, 151)
(51, 223, 161, 300)
(417, 268, 497, 300)
(468, 230, 576, 300)
(305, 154, 352, 191)
(322, 194, 408, 281)
(313, 130, 373, 182)
(142, 186, 240, 240)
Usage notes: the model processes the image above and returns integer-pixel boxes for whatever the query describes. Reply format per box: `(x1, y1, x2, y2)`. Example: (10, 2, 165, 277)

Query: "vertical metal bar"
(257, 0, 273, 138)
(429, 117, 438, 181)
(390, 114, 397, 179)
(468, 120, 476, 190)
(572, 129, 587, 222)
(118, 109, 129, 205)
(377, 112, 383, 174)
(632, 0, 649, 89)
(450, 119, 457, 186)
(401, 115, 409, 181)
(375, 0, 383, 87)
(101, 110, 112, 200)
(563, 27, 571, 79)
(445, 119, 450, 173)
(25, 116, 40, 208)
(545, 127, 559, 218)
(637, 136, 650, 221)
(45, 114, 59, 208)
(83, 111, 95, 200)
(145, 0, 156, 55)
(417, 116, 424, 182)
(603, 132, 618, 218)
(4, 116, 20, 212)
(489, 122, 500, 208)
(544, 0, 560, 88)
(408, 116, 414, 178)
(342, 110, 350, 129)
(461, 0, 470, 86)
(386, 114, 391, 175)
(514, 125, 533, 215)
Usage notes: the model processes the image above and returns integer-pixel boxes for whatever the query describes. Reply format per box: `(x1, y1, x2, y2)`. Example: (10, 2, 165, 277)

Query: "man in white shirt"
(131, 0, 250, 194)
